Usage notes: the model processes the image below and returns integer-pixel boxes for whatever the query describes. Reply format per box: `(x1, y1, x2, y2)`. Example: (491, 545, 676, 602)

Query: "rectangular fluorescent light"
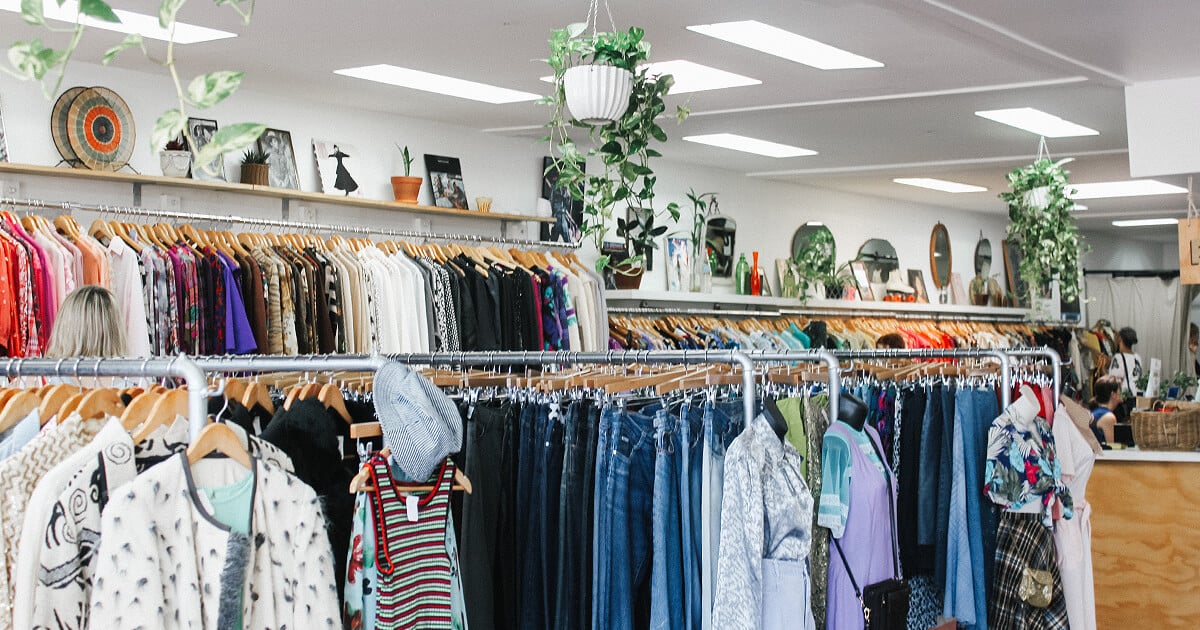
(540, 59, 759, 95)
(1112, 218, 1179, 227)
(1069, 180, 1187, 199)
(335, 64, 539, 104)
(0, 0, 236, 44)
(1073, 204, 1088, 211)
(893, 178, 987, 193)
(975, 107, 1099, 138)
(683, 133, 816, 158)
(686, 20, 883, 70)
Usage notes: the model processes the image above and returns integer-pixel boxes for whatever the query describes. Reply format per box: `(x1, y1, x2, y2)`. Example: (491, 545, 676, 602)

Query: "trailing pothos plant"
(999, 158, 1088, 302)
(5, 0, 266, 175)
(543, 23, 689, 272)
(791, 229, 837, 297)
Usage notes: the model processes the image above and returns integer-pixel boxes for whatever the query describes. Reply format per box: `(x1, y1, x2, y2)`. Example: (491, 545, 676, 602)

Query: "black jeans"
(555, 399, 598, 630)
(460, 400, 518, 630)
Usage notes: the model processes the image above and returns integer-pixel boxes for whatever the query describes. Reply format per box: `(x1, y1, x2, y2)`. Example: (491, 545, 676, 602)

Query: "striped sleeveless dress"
(367, 454, 456, 629)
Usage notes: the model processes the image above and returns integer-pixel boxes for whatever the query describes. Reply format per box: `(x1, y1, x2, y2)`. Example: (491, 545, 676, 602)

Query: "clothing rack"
(1006, 347, 1064, 403)
(0, 196, 576, 250)
(826, 348, 1014, 408)
(777, 307, 1030, 323)
(0, 356, 209, 440)
(608, 306, 786, 318)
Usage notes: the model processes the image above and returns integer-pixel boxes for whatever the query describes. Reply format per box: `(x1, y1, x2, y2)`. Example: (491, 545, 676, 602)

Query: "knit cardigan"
(89, 454, 340, 629)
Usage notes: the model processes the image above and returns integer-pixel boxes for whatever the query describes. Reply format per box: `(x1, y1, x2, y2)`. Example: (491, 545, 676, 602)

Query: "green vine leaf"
(159, 0, 185, 29)
(193, 122, 266, 169)
(79, 0, 121, 23)
(151, 109, 187, 153)
(7, 39, 67, 80)
(102, 34, 143, 65)
(19, 0, 44, 25)
(187, 70, 244, 108)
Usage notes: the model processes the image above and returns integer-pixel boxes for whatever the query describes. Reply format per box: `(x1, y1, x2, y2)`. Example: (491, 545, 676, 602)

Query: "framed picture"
(907, 269, 929, 303)
(186, 117, 224, 181)
(255, 128, 299, 190)
(949, 272, 967, 305)
(1002, 239, 1029, 307)
(665, 235, 691, 292)
(425, 154, 468, 209)
(541, 156, 584, 242)
(850, 261, 874, 301)
(312, 140, 361, 197)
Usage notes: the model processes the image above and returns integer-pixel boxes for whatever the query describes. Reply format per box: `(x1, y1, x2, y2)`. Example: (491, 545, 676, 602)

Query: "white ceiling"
(4, 0, 1198, 244)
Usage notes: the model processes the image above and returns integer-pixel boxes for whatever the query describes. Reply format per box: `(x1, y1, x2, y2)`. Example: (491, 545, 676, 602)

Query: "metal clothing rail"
(827, 348, 1013, 409)
(735, 351, 843, 425)
(0, 196, 577, 250)
(0, 356, 209, 441)
(777, 307, 1030, 323)
(1006, 347, 1064, 403)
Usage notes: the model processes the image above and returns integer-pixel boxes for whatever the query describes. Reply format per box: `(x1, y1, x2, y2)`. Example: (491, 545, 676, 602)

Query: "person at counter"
(1087, 376, 1121, 447)
(1108, 326, 1143, 396)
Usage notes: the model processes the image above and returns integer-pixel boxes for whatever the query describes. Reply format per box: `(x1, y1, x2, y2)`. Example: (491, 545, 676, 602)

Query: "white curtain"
(1085, 274, 1189, 375)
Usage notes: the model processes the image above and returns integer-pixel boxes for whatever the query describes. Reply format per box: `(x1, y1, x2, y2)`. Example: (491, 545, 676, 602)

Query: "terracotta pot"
(241, 163, 270, 186)
(391, 176, 423, 203)
(612, 263, 644, 290)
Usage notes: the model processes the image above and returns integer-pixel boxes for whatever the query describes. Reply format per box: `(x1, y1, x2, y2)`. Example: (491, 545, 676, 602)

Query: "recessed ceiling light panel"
(975, 107, 1099, 138)
(687, 20, 883, 70)
(893, 178, 987, 193)
(683, 133, 816, 158)
(1112, 218, 1179, 227)
(0, 0, 236, 43)
(335, 65, 540, 104)
(1069, 180, 1187, 199)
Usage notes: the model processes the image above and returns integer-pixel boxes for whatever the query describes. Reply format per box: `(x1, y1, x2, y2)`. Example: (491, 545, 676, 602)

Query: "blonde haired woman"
(44, 285, 128, 358)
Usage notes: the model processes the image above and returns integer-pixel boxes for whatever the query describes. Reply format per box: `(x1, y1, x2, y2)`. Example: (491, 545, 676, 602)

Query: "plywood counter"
(1091, 450, 1200, 628)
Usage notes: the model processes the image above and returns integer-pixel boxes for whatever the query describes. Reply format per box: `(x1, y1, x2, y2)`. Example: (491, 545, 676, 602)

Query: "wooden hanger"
(241, 380, 275, 415)
(131, 389, 188, 443)
(0, 388, 21, 411)
(348, 447, 473, 494)
(76, 388, 125, 420)
(0, 390, 44, 433)
(318, 383, 352, 423)
(57, 391, 87, 419)
(38, 384, 81, 425)
(53, 215, 83, 240)
(88, 218, 116, 243)
(186, 421, 252, 468)
(222, 378, 247, 405)
(119, 390, 162, 430)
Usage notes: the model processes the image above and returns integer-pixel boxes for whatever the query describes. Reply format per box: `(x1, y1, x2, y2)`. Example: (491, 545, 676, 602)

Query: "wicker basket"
(1131, 409, 1200, 451)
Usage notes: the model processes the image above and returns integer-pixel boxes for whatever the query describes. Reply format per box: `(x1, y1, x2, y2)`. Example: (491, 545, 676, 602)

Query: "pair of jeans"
(518, 404, 549, 628)
(597, 406, 657, 630)
(541, 402, 566, 624)
(700, 399, 745, 630)
(651, 409, 683, 630)
(460, 400, 517, 629)
(556, 400, 597, 630)
(678, 401, 704, 630)
(591, 405, 617, 630)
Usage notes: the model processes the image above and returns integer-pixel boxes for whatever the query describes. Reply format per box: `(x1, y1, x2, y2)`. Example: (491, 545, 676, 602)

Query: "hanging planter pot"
(1023, 185, 1052, 210)
(563, 64, 634, 125)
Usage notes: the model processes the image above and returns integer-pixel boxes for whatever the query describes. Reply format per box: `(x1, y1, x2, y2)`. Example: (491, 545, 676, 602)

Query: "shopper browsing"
(1107, 326, 1143, 396)
(1086, 376, 1121, 446)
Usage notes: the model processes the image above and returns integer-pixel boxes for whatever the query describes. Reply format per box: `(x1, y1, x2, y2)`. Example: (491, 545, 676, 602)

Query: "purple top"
(217, 251, 257, 354)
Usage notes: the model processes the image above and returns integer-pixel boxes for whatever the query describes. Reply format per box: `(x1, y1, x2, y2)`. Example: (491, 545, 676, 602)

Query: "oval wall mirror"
(974, 236, 992, 275)
(791, 223, 836, 270)
(856, 238, 899, 282)
(705, 216, 737, 278)
(930, 223, 952, 289)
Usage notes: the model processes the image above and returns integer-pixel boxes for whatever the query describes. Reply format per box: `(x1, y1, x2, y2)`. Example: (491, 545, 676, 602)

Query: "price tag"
(406, 495, 419, 522)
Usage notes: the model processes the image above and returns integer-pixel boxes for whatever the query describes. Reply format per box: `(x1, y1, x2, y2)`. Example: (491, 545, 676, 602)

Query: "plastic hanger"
(186, 422, 252, 468)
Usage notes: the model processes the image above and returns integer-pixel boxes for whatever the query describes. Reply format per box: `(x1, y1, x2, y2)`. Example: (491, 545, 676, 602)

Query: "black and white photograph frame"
(186, 117, 224, 181)
(425, 154, 468, 209)
(255, 128, 299, 190)
(312, 139, 361, 197)
(541, 156, 584, 242)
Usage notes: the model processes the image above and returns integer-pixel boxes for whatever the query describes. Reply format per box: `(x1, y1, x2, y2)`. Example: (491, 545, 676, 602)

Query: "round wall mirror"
(705, 216, 737, 278)
(856, 238, 899, 282)
(930, 223, 952, 289)
(791, 223, 836, 270)
(974, 237, 992, 275)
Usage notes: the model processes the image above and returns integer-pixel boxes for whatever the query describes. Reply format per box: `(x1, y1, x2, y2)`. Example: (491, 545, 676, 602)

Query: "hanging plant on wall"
(5, 0, 266, 175)
(999, 156, 1088, 302)
(543, 18, 689, 272)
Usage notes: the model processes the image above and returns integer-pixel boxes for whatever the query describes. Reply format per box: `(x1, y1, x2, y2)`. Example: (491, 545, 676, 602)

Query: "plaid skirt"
(989, 511, 1070, 630)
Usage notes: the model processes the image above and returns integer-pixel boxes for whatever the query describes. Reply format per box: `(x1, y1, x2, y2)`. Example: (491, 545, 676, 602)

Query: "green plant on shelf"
(241, 147, 269, 165)
(542, 23, 688, 272)
(394, 144, 415, 177)
(791, 229, 837, 299)
(4, 0, 266, 176)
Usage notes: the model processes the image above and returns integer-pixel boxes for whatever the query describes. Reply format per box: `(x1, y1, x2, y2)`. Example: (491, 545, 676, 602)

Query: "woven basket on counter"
(1131, 408, 1200, 451)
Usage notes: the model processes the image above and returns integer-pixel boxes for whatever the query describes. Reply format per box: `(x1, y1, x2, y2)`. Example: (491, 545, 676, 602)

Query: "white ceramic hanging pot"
(1023, 186, 1052, 210)
(563, 64, 634, 125)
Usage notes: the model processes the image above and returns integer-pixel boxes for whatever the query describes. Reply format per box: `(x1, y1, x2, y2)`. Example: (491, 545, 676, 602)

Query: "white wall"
(1081, 233, 1171, 271)
(0, 60, 1009, 294)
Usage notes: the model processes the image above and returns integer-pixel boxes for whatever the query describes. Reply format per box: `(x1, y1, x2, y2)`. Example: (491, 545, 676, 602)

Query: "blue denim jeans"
(599, 407, 657, 630)
(554, 400, 593, 630)
(540, 402, 566, 623)
(678, 401, 705, 630)
(592, 405, 617, 630)
(520, 404, 551, 628)
(651, 408, 683, 630)
(700, 399, 745, 630)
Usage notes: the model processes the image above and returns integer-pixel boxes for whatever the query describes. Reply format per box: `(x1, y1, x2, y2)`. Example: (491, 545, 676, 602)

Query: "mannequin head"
(838, 392, 868, 430)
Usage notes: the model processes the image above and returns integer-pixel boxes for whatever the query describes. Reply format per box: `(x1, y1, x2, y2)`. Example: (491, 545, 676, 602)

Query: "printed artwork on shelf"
(425, 154, 468, 209)
(1002, 239, 1029, 307)
(850, 260, 874, 301)
(908, 269, 929, 303)
(313, 139, 361, 197)
(0, 94, 8, 162)
(949, 272, 967, 305)
(541, 156, 584, 242)
(256, 128, 299, 190)
(186, 117, 225, 181)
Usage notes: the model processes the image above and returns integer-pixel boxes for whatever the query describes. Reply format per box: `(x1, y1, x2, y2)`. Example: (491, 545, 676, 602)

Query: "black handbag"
(831, 430, 910, 629)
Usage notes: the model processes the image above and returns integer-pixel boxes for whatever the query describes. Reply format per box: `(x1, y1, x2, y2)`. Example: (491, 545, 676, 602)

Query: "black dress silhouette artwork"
(329, 145, 358, 196)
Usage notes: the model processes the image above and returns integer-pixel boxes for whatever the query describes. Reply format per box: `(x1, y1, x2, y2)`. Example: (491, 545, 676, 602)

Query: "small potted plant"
(239, 147, 270, 186)
(391, 144, 422, 204)
(611, 204, 678, 289)
(160, 138, 192, 178)
(820, 263, 853, 300)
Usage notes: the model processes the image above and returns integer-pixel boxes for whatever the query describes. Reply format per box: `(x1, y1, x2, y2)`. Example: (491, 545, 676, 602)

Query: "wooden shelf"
(606, 289, 1035, 320)
(0, 162, 553, 224)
